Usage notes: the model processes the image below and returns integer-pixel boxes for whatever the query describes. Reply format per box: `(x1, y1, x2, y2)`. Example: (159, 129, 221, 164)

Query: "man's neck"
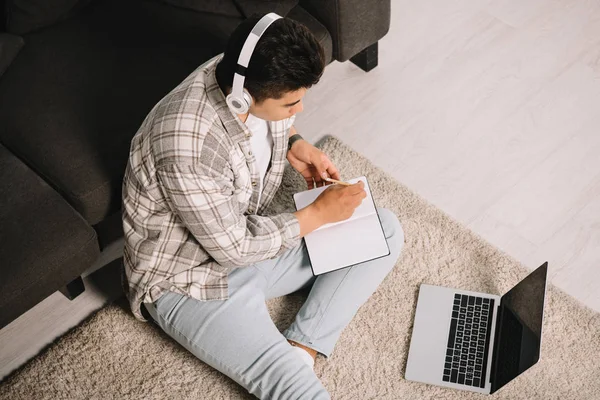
(238, 112, 249, 123)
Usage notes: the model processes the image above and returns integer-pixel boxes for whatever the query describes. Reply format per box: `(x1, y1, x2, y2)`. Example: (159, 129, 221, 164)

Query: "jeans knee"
(377, 207, 405, 258)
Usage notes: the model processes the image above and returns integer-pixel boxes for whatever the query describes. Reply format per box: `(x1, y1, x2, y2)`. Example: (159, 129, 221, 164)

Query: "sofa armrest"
(0, 33, 24, 78)
(299, 0, 390, 62)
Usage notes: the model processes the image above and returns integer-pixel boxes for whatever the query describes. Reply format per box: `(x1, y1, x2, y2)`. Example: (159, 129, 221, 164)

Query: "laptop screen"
(491, 262, 548, 394)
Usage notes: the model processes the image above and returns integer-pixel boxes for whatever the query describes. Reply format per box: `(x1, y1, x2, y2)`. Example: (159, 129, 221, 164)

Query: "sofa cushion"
(0, 0, 243, 225)
(157, 0, 299, 19)
(0, 0, 333, 226)
(4, 0, 91, 35)
(0, 33, 25, 77)
(0, 143, 100, 329)
(159, 0, 242, 18)
(233, 0, 299, 18)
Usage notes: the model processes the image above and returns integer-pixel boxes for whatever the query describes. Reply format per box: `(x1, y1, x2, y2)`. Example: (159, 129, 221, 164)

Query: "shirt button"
(248, 151, 253, 156)
(252, 181, 257, 186)
(248, 208, 254, 213)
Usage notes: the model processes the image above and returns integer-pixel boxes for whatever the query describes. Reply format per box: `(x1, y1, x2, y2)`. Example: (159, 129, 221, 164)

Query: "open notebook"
(293, 176, 390, 275)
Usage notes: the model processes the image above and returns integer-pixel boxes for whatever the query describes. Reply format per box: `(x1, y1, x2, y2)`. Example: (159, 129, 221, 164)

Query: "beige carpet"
(2, 136, 599, 400)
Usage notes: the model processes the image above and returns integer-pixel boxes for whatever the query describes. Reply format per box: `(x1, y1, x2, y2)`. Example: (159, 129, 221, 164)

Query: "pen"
(324, 177, 352, 186)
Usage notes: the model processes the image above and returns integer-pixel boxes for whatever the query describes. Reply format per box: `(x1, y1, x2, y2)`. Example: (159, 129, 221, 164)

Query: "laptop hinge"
(489, 302, 504, 394)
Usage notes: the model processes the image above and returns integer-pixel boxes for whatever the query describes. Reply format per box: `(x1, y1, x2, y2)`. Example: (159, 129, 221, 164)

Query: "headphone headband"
(226, 12, 282, 114)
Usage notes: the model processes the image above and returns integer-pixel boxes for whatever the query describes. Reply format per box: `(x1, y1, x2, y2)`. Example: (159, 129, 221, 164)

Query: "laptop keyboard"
(442, 294, 495, 388)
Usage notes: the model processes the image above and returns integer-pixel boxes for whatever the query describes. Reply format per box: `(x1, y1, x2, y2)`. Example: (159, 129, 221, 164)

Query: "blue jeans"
(143, 207, 404, 400)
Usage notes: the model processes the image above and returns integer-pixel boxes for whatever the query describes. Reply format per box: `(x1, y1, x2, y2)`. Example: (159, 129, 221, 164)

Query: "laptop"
(405, 262, 548, 394)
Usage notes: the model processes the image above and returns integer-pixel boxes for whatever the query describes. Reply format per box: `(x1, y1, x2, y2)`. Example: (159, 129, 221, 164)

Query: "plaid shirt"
(121, 54, 301, 322)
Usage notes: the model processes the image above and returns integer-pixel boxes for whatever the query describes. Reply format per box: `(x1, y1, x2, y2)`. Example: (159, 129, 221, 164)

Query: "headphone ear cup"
(226, 93, 247, 114)
(242, 89, 252, 112)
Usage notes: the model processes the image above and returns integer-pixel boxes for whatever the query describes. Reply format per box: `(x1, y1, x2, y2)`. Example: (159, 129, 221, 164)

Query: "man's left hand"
(287, 136, 341, 189)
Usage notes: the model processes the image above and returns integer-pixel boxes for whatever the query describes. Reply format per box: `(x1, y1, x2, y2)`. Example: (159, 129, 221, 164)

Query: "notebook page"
(303, 210, 390, 275)
(293, 176, 375, 233)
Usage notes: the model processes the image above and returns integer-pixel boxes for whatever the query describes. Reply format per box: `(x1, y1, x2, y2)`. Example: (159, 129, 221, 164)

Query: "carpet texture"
(1, 136, 599, 399)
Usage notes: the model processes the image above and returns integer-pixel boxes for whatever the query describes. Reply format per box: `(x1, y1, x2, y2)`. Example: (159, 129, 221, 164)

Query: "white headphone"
(226, 12, 282, 115)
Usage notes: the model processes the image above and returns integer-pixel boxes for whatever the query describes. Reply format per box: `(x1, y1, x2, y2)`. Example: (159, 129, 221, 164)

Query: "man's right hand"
(312, 181, 367, 224)
(293, 181, 367, 238)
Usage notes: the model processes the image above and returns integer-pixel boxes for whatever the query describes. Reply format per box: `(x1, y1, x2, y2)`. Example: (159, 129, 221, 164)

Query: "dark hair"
(216, 15, 326, 104)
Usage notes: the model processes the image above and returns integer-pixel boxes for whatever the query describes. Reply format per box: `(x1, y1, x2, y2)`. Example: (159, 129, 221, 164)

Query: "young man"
(121, 14, 404, 400)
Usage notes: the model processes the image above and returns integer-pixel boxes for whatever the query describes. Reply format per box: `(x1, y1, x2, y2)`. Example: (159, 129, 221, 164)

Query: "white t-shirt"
(244, 113, 273, 204)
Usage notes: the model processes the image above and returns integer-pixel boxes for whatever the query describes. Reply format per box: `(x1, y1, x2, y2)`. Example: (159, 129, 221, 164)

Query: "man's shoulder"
(155, 68, 218, 124)
(149, 69, 231, 164)
(128, 55, 233, 169)
(150, 111, 229, 169)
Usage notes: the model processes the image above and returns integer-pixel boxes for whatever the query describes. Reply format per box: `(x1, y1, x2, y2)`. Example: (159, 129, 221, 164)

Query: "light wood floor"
(297, 0, 600, 310)
(2, 0, 599, 382)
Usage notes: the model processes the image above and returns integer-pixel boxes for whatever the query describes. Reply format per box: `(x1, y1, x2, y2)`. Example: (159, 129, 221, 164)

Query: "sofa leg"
(350, 42, 378, 72)
(59, 276, 85, 300)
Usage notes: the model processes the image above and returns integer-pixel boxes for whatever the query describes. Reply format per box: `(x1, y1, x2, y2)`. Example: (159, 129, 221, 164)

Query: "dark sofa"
(0, 0, 391, 329)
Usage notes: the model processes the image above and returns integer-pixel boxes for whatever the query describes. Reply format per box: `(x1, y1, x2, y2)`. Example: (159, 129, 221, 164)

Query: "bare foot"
(287, 339, 317, 361)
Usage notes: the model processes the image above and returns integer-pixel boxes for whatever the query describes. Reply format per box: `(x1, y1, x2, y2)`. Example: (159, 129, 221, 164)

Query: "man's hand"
(287, 131, 341, 189)
(294, 181, 366, 237)
(312, 181, 366, 224)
